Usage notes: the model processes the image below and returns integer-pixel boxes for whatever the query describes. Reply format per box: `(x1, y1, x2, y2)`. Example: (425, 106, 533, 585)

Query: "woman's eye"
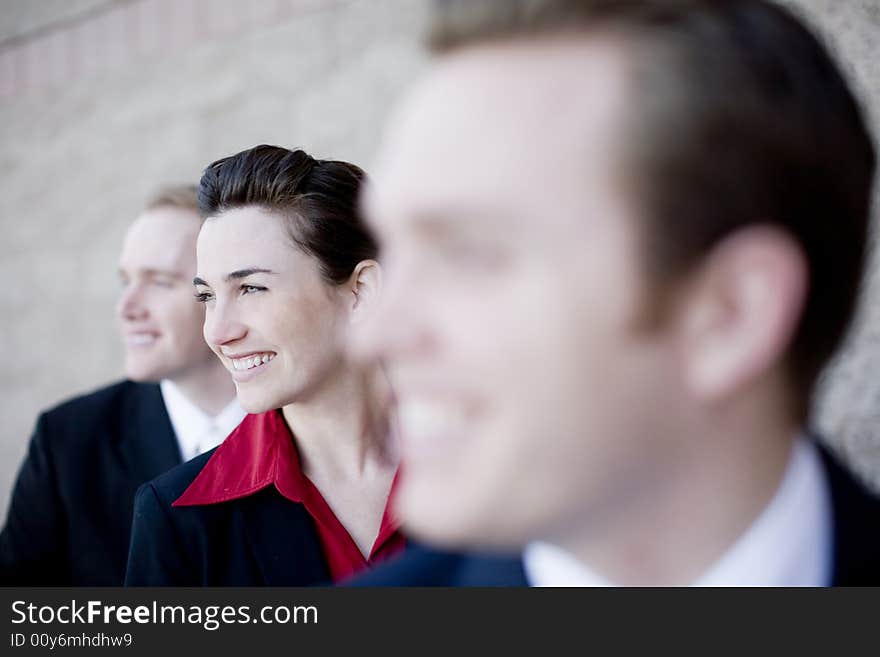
(194, 291, 214, 303)
(241, 285, 266, 295)
(153, 279, 174, 289)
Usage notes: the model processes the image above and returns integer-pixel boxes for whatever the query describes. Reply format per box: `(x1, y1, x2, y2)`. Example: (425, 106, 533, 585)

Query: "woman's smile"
(224, 351, 277, 382)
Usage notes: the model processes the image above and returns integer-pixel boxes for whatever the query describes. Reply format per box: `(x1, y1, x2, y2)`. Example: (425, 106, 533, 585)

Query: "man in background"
(0, 185, 244, 585)
(350, 0, 880, 585)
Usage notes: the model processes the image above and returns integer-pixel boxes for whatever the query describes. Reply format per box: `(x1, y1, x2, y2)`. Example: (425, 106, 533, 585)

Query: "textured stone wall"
(0, 0, 878, 517)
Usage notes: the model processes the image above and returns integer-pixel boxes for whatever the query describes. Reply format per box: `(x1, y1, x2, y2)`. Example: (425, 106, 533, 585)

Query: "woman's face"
(195, 206, 350, 413)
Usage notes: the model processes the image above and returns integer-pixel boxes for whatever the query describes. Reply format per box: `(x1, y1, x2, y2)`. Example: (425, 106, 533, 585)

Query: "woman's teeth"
(231, 353, 275, 371)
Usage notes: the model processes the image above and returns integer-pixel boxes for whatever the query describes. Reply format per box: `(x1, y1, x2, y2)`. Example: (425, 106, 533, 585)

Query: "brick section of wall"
(0, 0, 346, 101)
(0, 0, 110, 44)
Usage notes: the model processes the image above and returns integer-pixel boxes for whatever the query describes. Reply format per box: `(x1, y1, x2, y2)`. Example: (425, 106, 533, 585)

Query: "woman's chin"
(236, 392, 279, 415)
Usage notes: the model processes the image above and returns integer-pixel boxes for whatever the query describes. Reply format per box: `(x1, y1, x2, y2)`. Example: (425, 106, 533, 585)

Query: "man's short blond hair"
(144, 184, 199, 214)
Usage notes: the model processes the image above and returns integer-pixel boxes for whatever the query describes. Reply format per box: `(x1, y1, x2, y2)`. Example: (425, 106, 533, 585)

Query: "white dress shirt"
(523, 438, 833, 586)
(159, 379, 247, 463)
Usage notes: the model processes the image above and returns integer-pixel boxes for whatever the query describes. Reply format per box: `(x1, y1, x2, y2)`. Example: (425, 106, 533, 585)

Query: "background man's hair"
(428, 0, 877, 418)
(144, 184, 200, 214)
(198, 144, 377, 286)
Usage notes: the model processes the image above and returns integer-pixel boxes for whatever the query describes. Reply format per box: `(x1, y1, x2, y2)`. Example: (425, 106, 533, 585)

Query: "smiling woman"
(124, 145, 404, 586)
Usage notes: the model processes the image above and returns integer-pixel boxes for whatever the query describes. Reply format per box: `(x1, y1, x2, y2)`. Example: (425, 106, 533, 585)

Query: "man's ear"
(677, 225, 807, 403)
(347, 259, 382, 323)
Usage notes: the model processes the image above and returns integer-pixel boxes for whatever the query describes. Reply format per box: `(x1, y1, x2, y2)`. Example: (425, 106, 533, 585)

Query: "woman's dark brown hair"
(198, 145, 377, 285)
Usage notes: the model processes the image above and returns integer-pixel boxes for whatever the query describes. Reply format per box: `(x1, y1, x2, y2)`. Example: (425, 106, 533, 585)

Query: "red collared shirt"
(173, 410, 405, 582)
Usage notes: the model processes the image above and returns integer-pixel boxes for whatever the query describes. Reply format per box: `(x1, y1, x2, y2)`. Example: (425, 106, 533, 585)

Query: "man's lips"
(123, 331, 160, 347)
(394, 396, 483, 463)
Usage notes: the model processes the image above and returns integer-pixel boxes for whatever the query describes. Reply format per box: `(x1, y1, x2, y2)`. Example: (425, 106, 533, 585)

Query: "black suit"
(124, 450, 330, 586)
(0, 380, 182, 585)
(349, 445, 880, 586)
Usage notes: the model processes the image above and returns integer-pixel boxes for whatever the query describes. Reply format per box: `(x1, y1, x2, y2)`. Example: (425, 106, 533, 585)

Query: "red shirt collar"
(173, 409, 405, 582)
(173, 410, 308, 507)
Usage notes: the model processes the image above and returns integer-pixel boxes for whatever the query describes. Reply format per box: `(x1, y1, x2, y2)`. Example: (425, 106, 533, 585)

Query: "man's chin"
(124, 365, 163, 383)
(123, 355, 179, 384)
(402, 518, 524, 556)
(396, 483, 521, 553)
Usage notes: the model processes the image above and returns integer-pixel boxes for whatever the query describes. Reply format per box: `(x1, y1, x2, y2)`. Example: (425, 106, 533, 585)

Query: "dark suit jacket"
(349, 445, 880, 586)
(124, 450, 330, 586)
(0, 380, 182, 585)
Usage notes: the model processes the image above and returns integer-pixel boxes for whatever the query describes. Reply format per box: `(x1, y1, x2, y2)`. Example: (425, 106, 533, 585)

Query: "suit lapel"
(818, 445, 880, 585)
(239, 488, 330, 586)
(118, 382, 182, 484)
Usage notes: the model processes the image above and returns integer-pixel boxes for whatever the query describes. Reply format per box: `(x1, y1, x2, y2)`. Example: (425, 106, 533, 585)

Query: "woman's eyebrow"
(193, 268, 277, 287)
(226, 267, 276, 281)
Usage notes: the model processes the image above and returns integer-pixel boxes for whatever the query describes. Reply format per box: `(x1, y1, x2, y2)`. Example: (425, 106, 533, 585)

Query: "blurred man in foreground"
(0, 186, 244, 585)
(350, 0, 879, 585)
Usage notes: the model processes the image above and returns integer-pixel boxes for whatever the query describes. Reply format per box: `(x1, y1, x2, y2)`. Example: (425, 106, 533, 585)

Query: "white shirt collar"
(159, 379, 247, 463)
(523, 437, 833, 586)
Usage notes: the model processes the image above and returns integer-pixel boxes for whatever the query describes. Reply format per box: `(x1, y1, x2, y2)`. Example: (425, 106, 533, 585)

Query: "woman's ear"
(348, 259, 382, 322)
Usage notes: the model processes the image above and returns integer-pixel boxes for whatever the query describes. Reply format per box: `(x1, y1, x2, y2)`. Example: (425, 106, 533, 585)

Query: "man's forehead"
(393, 39, 625, 140)
(369, 38, 629, 231)
(125, 208, 200, 246)
(120, 209, 199, 270)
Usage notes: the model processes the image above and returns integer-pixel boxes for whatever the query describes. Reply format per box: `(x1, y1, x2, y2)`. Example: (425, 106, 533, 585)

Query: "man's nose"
(116, 282, 148, 321)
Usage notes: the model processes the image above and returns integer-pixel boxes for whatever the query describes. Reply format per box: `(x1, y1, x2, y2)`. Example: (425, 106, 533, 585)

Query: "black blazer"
(350, 445, 880, 586)
(124, 450, 330, 586)
(0, 380, 183, 585)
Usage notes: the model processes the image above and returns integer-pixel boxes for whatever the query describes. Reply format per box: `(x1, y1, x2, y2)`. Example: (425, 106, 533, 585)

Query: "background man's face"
(116, 206, 217, 382)
(358, 40, 685, 551)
